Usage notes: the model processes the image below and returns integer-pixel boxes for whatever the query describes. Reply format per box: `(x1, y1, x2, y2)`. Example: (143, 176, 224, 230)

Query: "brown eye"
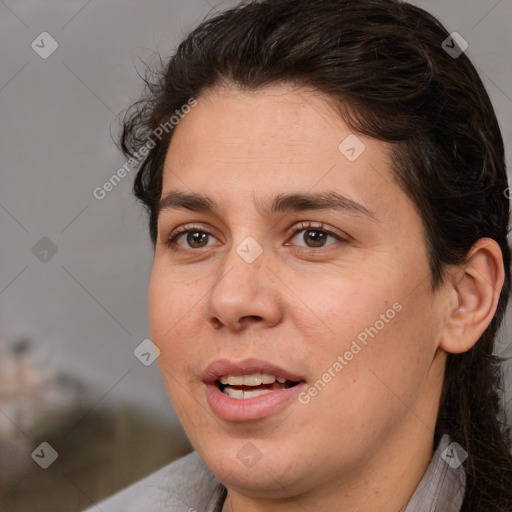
(166, 224, 220, 250)
(185, 231, 210, 248)
(301, 229, 329, 247)
(287, 222, 344, 249)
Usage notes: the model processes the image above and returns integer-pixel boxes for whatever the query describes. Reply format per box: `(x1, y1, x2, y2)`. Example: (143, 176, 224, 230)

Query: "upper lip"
(202, 358, 306, 384)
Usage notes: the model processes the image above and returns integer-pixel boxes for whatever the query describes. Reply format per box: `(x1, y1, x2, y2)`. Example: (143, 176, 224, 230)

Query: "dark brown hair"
(120, 0, 512, 509)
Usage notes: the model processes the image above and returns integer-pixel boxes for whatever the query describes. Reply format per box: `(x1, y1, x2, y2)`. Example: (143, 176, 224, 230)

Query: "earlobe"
(439, 238, 505, 354)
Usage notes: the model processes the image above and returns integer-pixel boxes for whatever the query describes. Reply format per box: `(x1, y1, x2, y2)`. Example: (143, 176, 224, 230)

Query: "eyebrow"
(157, 190, 377, 221)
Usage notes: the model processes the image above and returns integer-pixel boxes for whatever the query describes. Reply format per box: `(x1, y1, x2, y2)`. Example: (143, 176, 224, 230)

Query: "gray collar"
(403, 434, 466, 512)
(204, 434, 465, 512)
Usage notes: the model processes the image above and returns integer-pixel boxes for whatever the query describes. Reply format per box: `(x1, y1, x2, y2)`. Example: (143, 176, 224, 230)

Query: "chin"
(196, 439, 314, 497)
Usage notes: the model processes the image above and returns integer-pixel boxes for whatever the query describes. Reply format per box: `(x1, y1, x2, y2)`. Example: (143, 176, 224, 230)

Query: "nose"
(203, 243, 284, 332)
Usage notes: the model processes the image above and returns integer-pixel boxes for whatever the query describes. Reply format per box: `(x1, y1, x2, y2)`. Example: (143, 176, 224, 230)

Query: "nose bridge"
(212, 235, 266, 304)
(203, 235, 282, 330)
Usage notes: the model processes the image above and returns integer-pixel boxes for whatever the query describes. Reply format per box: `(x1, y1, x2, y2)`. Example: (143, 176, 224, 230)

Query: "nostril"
(239, 315, 263, 326)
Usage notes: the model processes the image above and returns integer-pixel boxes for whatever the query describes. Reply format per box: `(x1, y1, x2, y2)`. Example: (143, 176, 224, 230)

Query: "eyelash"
(165, 221, 346, 251)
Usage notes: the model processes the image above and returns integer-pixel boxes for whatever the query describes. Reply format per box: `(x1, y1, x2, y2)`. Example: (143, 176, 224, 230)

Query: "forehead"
(167, 84, 351, 161)
(159, 84, 408, 224)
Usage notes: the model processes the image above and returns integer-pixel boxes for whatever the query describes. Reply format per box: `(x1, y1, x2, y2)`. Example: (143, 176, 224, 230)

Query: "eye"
(286, 221, 345, 249)
(166, 224, 220, 250)
(164, 221, 346, 252)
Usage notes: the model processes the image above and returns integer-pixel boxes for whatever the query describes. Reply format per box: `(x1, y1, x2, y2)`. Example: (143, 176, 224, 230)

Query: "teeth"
(223, 387, 244, 399)
(242, 372, 262, 386)
(219, 375, 245, 386)
(219, 373, 281, 386)
(223, 387, 274, 399)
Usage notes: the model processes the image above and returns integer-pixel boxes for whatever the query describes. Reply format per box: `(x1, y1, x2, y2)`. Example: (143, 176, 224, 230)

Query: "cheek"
(334, 298, 436, 419)
(148, 274, 172, 342)
(303, 273, 437, 421)
(149, 261, 195, 330)
(287, 271, 390, 353)
(148, 276, 200, 418)
(355, 287, 436, 377)
(148, 267, 201, 369)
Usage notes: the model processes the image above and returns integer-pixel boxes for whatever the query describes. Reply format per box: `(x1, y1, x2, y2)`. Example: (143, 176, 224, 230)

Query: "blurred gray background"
(0, 0, 511, 510)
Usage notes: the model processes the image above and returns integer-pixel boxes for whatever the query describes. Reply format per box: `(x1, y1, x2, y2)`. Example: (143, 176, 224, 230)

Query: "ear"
(439, 238, 505, 354)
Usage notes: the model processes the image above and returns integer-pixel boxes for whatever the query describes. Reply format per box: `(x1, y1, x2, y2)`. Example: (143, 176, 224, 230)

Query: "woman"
(84, 0, 512, 510)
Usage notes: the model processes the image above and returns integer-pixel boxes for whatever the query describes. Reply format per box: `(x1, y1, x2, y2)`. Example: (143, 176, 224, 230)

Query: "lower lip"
(205, 382, 307, 422)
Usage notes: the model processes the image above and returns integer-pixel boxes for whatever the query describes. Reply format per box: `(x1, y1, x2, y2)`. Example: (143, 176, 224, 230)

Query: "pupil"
(188, 231, 208, 248)
(305, 229, 326, 247)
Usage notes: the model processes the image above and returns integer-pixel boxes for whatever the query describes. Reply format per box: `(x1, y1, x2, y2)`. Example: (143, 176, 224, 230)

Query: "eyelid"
(284, 220, 348, 244)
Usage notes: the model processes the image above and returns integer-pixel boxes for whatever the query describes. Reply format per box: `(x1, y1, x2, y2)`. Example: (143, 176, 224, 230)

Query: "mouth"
(203, 358, 307, 421)
(216, 373, 300, 399)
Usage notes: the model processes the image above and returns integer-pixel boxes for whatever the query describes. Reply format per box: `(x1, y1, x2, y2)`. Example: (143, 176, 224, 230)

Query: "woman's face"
(148, 85, 448, 503)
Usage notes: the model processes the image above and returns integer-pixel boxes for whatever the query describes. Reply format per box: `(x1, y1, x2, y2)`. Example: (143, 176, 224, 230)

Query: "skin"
(148, 84, 503, 511)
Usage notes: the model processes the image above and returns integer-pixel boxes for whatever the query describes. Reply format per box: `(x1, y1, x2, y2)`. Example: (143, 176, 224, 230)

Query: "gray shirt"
(82, 434, 465, 512)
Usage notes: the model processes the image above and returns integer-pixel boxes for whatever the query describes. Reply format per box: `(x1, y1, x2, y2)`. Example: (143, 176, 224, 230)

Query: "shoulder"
(81, 451, 220, 512)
